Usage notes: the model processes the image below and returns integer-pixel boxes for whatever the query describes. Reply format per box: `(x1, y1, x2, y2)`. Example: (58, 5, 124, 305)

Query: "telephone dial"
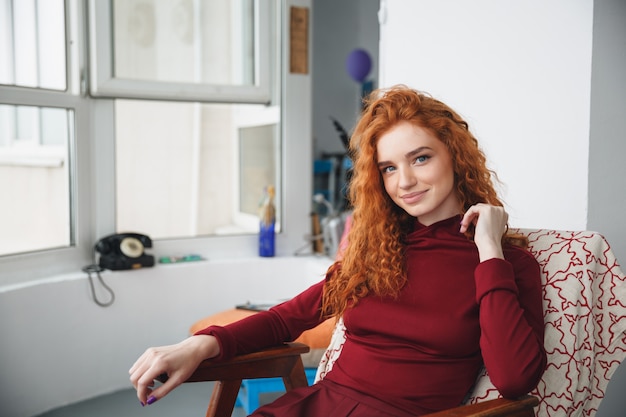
(95, 233, 155, 270)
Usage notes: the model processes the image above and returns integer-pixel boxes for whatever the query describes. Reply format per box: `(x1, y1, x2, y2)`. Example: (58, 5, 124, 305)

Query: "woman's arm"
(195, 279, 327, 361)
(129, 334, 220, 406)
(461, 204, 546, 397)
(129, 278, 327, 406)
(475, 254, 547, 397)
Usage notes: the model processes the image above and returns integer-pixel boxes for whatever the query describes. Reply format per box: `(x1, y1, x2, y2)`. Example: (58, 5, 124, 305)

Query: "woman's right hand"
(129, 335, 220, 406)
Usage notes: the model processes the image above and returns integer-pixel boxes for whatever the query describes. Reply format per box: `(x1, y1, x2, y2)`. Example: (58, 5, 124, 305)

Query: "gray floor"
(34, 377, 626, 417)
(34, 382, 249, 417)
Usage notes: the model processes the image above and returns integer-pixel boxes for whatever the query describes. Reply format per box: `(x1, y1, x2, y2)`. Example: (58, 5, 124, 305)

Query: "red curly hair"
(321, 85, 526, 318)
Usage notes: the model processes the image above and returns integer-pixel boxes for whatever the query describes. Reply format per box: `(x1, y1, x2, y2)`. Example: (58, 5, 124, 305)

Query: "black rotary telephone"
(83, 233, 155, 307)
(95, 233, 155, 270)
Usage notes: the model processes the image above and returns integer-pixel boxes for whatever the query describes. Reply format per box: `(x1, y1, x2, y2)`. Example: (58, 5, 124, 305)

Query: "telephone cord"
(82, 264, 116, 307)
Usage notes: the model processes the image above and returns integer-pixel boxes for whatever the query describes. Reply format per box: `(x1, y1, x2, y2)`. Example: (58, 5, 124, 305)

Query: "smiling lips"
(401, 190, 427, 205)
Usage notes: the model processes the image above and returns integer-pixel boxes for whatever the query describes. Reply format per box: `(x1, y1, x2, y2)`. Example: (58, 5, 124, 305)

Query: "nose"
(398, 165, 417, 189)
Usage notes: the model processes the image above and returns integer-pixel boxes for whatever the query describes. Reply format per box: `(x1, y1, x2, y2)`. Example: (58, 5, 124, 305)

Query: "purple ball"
(346, 49, 372, 83)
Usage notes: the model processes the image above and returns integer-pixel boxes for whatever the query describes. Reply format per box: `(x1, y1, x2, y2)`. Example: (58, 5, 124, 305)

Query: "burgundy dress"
(196, 215, 546, 416)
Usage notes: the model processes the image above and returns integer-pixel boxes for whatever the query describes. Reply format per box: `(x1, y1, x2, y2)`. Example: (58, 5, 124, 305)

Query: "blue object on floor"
(235, 367, 317, 414)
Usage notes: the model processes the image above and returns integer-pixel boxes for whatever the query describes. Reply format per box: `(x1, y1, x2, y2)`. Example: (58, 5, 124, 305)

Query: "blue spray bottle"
(259, 185, 276, 257)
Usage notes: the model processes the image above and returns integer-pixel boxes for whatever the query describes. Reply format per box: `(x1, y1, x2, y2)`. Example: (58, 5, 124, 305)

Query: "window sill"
(0, 148, 65, 168)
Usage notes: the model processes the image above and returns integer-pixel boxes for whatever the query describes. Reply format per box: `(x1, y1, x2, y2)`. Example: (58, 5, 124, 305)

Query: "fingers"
(129, 350, 154, 405)
(135, 369, 178, 406)
(129, 347, 175, 406)
(460, 204, 508, 235)
(461, 204, 508, 261)
(132, 373, 170, 405)
(459, 206, 478, 234)
(459, 204, 488, 234)
(129, 336, 218, 407)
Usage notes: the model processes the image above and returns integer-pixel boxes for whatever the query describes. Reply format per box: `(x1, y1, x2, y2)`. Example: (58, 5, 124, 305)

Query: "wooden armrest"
(185, 341, 310, 385)
(425, 395, 539, 417)
(168, 342, 310, 417)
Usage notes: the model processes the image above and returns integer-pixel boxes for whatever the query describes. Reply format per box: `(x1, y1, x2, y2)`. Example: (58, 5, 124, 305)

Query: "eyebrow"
(377, 146, 433, 167)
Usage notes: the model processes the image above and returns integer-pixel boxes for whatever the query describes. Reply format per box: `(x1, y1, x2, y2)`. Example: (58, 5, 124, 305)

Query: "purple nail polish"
(139, 400, 145, 407)
(146, 395, 158, 405)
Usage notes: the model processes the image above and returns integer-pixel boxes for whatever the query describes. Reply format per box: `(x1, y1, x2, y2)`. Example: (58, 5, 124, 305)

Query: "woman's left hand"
(460, 204, 508, 261)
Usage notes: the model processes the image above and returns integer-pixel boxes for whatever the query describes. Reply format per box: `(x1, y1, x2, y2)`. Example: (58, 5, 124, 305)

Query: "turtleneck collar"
(409, 214, 463, 237)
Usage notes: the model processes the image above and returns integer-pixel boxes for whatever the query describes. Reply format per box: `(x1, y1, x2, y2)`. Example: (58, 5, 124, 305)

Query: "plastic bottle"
(259, 185, 276, 257)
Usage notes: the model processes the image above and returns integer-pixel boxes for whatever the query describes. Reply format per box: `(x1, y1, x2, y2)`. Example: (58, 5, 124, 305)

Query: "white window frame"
(87, 0, 273, 104)
(0, 0, 70, 166)
(90, 0, 282, 240)
(89, 0, 312, 263)
(0, 0, 95, 286)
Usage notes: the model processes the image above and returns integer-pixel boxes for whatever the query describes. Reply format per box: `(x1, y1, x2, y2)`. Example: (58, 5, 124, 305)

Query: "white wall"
(0, 256, 331, 417)
(587, 1, 626, 415)
(380, 0, 592, 232)
(587, 0, 626, 272)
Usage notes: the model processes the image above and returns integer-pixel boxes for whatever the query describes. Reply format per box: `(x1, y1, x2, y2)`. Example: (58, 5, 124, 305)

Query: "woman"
(130, 86, 547, 416)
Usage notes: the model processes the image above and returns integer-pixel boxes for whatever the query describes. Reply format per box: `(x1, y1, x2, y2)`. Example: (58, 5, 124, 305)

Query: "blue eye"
(381, 165, 395, 174)
(415, 155, 430, 164)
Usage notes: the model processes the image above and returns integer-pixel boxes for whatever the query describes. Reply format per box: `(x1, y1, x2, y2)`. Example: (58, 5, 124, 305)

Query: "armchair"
(178, 228, 625, 417)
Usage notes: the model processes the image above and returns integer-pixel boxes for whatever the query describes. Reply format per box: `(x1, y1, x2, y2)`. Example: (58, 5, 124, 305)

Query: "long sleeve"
(194, 280, 326, 361)
(475, 253, 547, 398)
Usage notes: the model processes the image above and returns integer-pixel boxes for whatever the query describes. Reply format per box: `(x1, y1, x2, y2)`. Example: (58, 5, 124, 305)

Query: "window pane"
(16, 106, 39, 143)
(0, 105, 72, 256)
(0, 0, 66, 90)
(115, 99, 280, 239)
(41, 108, 69, 145)
(239, 124, 277, 216)
(112, 0, 255, 86)
(37, 0, 67, 90)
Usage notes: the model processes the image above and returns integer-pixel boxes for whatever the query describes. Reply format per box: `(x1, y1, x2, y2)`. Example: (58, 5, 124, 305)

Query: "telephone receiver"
(95, 232, 155, 271)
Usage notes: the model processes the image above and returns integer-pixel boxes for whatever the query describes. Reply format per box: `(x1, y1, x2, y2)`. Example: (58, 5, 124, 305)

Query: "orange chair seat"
(190, 309, 335, 351)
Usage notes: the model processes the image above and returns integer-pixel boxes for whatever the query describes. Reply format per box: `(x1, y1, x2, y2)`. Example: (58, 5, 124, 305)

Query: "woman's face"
(377, 121, 460, 226)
